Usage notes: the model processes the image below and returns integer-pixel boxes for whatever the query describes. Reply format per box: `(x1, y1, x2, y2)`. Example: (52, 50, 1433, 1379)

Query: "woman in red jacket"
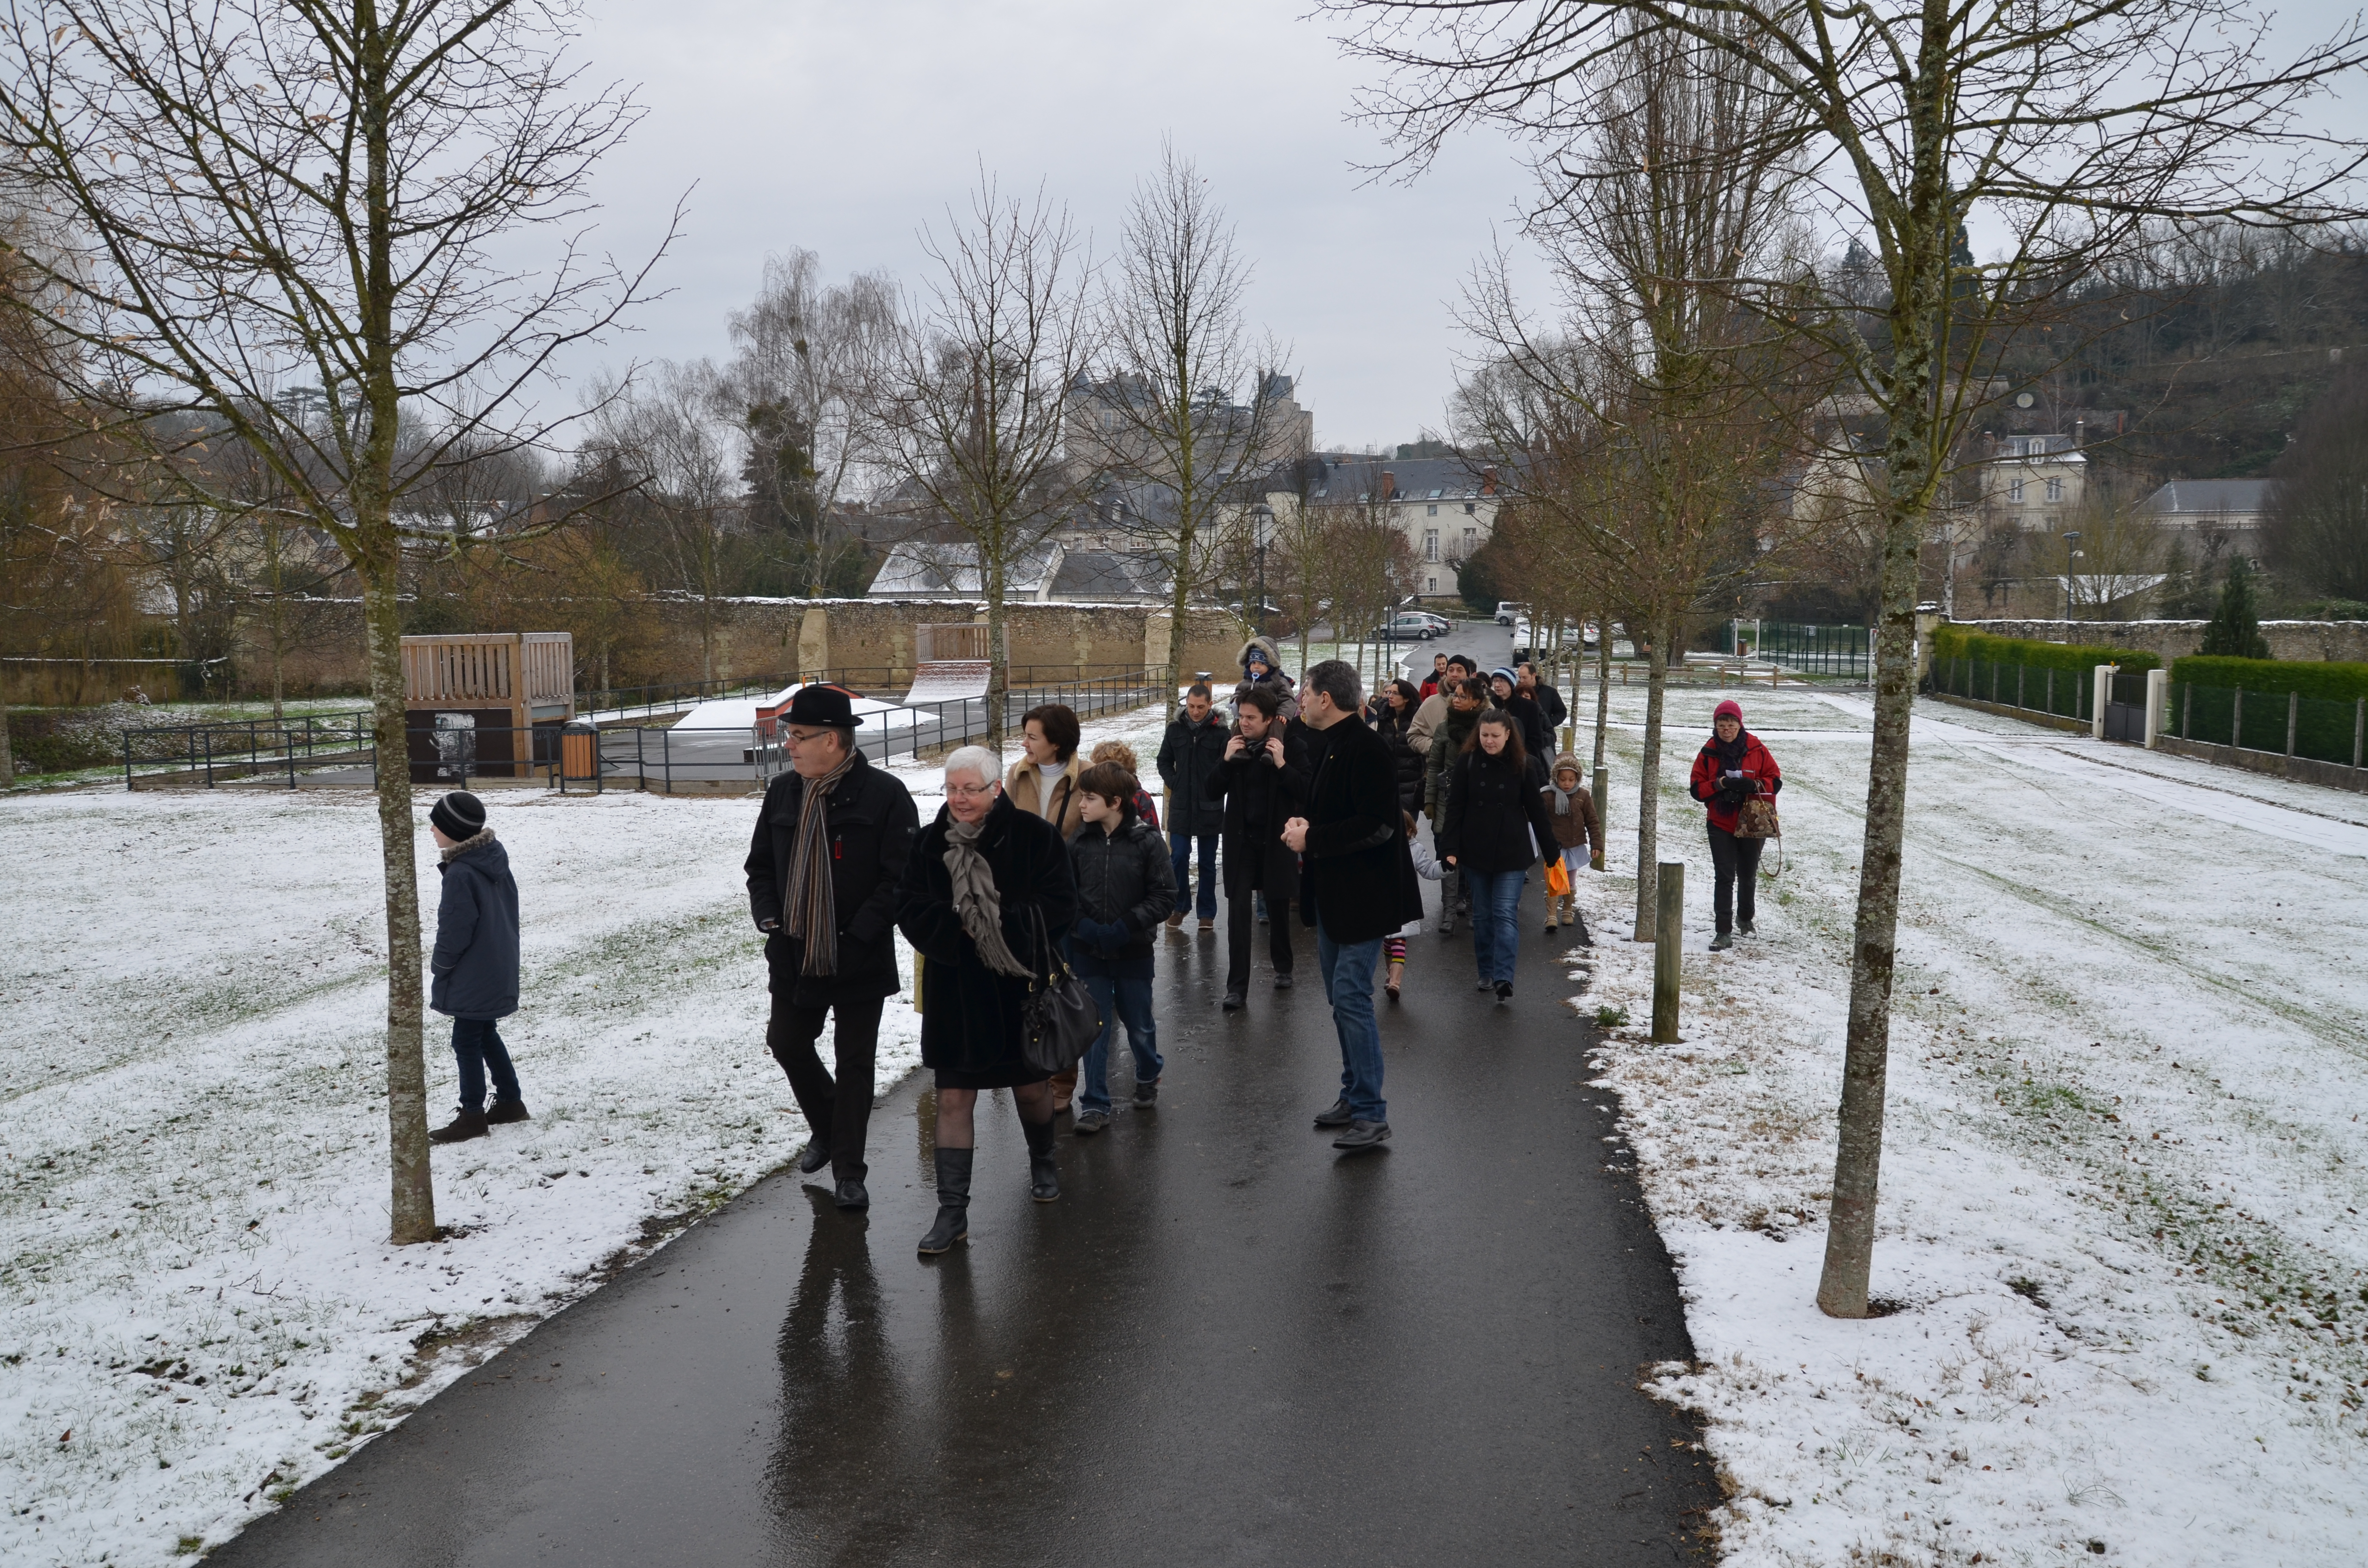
(1688, 698, 1781, 951)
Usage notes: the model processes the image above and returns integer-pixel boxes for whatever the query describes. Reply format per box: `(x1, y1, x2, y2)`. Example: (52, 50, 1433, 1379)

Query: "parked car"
(1494, 600, 1529, 626)
(1372, 612, 1444, 641)
(1405, 609, 1452, 634)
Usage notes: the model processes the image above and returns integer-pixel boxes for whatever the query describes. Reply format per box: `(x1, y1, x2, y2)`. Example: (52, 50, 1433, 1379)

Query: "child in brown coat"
(1541, 752, 1600, 945)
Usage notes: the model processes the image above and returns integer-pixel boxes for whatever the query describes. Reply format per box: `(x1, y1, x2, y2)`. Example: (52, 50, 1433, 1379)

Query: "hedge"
(2170, 656, 2368, 704)
(1929, 625, 2160, 676)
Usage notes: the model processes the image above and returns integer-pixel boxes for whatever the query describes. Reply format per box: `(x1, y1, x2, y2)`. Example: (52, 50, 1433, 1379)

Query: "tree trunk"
(1816, 213, 1947, 1319)
(984, 552, 1008, 749)
(1591, 613, 1611, 772)
(1630, 626, 1667, 941)
(1163, 542, 1192, 715)
(0, 699, 14, 789)
(359, 551, 436, 1245)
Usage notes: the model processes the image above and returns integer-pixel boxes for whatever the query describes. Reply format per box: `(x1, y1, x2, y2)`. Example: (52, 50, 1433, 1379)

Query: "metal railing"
(1753, 621, 1869, 677)
(2170, 682, 2368, 770)
(1927, 656, 2095, 723)
(123, 666, 1171, 791)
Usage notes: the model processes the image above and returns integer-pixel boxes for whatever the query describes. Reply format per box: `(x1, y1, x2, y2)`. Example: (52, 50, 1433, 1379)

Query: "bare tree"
(2267, 362, 2368, 606)
(1334, 0, 2368, 1317)
(871, 173, 1093, 744)
(726, 250, 898, 597)
(1090, 143, 1286, 697)
(1455, 20, 1815, 943)
(0, 0, 666, 1243)
(590, 360, 742, 681)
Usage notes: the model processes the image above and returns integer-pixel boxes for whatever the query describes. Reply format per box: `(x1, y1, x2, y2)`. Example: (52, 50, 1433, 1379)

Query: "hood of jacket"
(1237, 635, 1283, 679)
(439, 828, 506, 872)
(1549, 750, 1582, 782)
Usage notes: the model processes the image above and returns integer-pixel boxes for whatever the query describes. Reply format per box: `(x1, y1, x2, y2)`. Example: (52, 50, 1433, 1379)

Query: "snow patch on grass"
(0, 705, 1167, 1567)
(1573, 686, 2368, 1565)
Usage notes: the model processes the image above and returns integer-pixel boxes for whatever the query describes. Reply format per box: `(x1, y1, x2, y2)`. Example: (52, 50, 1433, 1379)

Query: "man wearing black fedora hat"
(745, 683, 919, 1211)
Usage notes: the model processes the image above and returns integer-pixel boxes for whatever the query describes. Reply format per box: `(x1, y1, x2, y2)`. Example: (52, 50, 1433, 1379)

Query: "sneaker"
(1198, 918, 1216, 933)
(1073, 1109, 1112, 1135)
(1132, 1079, 1159, 1107)
(1332, 1119, 1392, 1152)
(1494, 980, 1513, 1003)
(485, 1099, 531, 1125)
(1165, 911, 1184, 930)
(1273, 973, 1294, 990)
(1311, 1098, 1355, 1128)
(1475, 976, 1493, 992)
(429, 1108, 488, 1145)
(1710, 931, 1734, 951)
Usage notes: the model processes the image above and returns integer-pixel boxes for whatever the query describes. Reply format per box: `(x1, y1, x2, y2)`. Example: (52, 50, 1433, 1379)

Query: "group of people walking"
(412, 629, 1784, 1259)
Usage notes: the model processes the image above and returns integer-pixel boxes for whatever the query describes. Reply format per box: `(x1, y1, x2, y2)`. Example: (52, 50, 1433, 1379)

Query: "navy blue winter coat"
(431, 833, 521, 1020)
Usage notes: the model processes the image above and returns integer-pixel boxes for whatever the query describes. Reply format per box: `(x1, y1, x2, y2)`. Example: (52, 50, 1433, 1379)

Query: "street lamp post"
(2062, 530, 2083, 621)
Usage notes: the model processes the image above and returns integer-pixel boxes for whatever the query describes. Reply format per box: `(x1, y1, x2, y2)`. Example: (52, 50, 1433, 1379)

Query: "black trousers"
(1225, 884, 1295, 994)
(1707, 825, 1765, 935)
(768, 993, 885, 1180)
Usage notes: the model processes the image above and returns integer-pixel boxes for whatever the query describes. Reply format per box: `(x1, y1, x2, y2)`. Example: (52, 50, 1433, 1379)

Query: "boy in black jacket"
(1208, 683, 1305, 1010)
(1067, 761, 1178, 1134)
(426, 790, 526, 1145)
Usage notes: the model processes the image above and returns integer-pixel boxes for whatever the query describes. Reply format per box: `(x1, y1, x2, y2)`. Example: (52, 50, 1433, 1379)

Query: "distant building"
(1978, 433, 2089, 535)
(2137, 479, 2273, 565)
(1065, 371, 1312, 480)
(1272, 455, 1508, 605)
(865, 539, 1171, 604)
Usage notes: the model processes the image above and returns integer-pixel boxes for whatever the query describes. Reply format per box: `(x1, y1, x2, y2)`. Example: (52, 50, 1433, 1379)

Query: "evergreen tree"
(2198, 555, 2272, 659)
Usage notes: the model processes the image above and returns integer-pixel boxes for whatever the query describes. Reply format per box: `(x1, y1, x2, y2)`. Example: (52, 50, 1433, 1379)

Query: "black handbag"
(1020, 906, 1101, 1074)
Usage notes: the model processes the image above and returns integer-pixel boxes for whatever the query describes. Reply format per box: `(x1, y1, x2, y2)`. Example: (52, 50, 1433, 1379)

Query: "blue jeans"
(1170, 832, 1219, 919)
(1466, 868, 1525, 984)
(1317, 931, 1386, 1124)
(1079, 973, 1160, 1113)
(450, 1017, 521, 1112)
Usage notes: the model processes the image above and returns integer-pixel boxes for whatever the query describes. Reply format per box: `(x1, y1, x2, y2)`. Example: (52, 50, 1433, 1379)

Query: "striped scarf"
(784, 751, 855, 976)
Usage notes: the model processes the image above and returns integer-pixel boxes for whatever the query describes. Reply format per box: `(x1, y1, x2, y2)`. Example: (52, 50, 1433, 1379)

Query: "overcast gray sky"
(567, 0, 1548, 453)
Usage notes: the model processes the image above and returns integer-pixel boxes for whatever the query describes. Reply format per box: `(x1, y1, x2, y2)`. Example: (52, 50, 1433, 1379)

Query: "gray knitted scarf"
(942, 816, 1035, 979)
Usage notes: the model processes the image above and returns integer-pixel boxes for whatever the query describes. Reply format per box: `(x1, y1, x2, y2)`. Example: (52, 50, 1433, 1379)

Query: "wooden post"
(2233, 686, 2244, 750)
(1591, 764, 1607, 870)
(2182, 681, 2191, 739)
(1652, 860, 1684, 1043)
(2286, 689, 2299, 759)
(2354, 697, 2363, 771)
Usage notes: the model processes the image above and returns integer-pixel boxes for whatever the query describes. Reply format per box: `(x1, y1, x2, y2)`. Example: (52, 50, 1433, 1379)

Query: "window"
(2009, 477, 2025, 503)
(2046, 476, 2063, 502)
(1464, 502, 1476, 514)
(1463, 527, 1478, 551)
(1426, 503, 1438, 516)
(1423, 529, 1439, 561)
(1428, 488, 1443, 500)
(1427, 576, 1438, 592)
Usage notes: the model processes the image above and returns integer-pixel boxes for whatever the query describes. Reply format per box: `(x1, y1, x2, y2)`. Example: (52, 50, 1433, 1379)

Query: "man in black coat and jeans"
(1208, 682, 1304, 1011)
(1283, 660, 1426, 1152)
(745, 683, 919, 1212)
(1156, 682, 1228, 929)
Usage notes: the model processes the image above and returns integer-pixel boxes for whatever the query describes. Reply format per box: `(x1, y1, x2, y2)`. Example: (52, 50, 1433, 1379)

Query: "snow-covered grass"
(0, 704, 1171, 1567)
(1569, 684, 2368, 1565)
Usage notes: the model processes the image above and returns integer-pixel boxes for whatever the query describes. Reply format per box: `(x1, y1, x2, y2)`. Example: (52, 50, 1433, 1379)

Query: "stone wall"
(219, 597, 1247, 700)
(1946, 618, 2368, 665)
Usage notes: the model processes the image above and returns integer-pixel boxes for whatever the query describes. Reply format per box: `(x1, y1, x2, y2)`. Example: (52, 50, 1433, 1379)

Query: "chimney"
(1480, 466, 1499, 496)
(1380, 469, 1395, 502)
(2073, 416, 2087, 448)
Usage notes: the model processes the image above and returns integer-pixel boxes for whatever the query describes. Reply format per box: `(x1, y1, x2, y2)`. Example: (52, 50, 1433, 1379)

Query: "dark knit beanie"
(431, 790, 487, 842)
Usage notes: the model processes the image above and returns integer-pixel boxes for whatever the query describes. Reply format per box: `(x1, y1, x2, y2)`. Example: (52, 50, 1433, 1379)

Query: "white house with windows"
(1979, 433, 2089, 533)
(1292, 456, 1506, 604)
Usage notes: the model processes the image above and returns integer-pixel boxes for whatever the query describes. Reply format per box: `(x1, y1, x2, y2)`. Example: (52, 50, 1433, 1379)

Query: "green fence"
(1929, 656, 2094, 723)
(1714, 620, 1869, 676)
(2170, 682, 2368, 768)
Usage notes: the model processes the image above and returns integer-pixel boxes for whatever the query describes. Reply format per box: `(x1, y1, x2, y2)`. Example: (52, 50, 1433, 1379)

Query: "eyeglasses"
(945, 781, 997, 798)
(785, 728, 840, 745)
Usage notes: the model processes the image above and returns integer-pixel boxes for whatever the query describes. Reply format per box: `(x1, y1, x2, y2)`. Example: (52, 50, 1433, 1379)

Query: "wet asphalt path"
(213, 874, 1714, 1567)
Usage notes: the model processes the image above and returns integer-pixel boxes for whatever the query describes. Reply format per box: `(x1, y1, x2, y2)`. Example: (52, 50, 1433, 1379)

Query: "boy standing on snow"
(426, 790, 527, 1144)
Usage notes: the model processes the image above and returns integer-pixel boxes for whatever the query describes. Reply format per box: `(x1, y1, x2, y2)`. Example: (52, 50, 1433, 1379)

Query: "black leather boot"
(1021, 1115, 1060, 1202)
(917, 1147, 973, 1255)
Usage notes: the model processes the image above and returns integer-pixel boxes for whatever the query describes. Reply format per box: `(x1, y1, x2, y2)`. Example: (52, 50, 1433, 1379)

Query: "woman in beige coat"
(1005, 701, 1085, 1109)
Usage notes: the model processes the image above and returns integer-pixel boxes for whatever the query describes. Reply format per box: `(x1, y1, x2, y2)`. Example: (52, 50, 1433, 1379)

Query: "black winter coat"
(1373, 704, 1426, 814)
(1295, 716, 1425, 945)
(1531, 679, 1568, 730)
(1208, 727, 1306, 897)
(1500, 692, 1551, 762)
(431, 834, 520, 1021)
(1156, 709, 1230, 836)
(745, 751, 919, 1005)
(895, 796, 1077, 1079)
(1439, 748, 1557, 876)
(1067, 818, 1177, 967)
